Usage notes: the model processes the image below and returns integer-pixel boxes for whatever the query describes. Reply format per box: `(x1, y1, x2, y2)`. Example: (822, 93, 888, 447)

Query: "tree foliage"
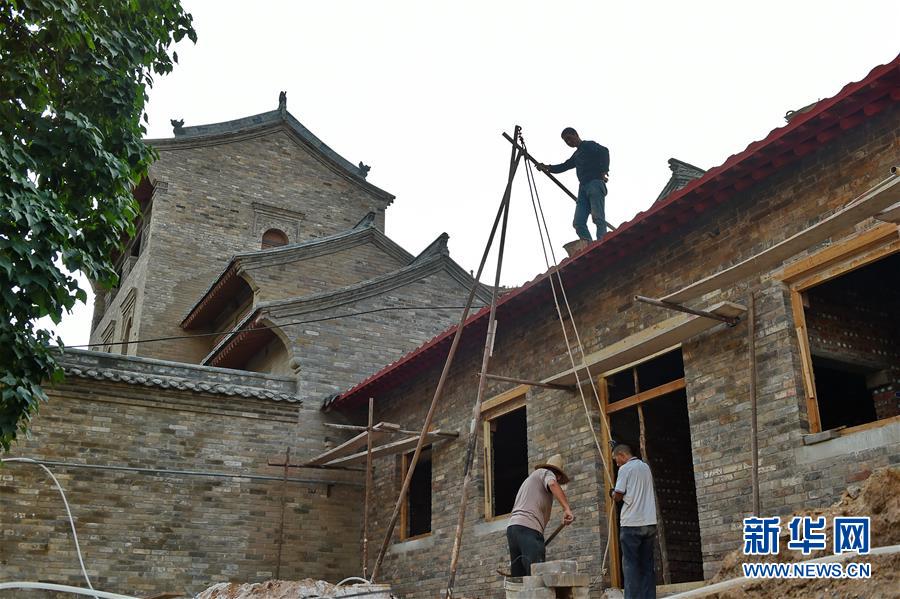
(0, 0, 196, 450)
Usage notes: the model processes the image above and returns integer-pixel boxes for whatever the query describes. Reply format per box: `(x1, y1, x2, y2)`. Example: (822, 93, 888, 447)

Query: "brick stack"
(514, 560, 590, 599)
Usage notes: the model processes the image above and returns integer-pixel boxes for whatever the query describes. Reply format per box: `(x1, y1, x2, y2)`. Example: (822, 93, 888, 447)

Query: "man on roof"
(537, 127, 610, 241)
(506, 453, 575, 576)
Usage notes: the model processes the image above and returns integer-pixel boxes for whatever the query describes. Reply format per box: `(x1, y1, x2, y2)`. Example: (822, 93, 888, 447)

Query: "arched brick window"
(261, 228, 289, 249)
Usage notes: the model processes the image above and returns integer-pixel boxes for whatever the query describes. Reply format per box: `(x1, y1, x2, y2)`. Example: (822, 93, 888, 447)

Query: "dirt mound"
(708, 552, 899, 599)
(194, 579, 392, 599)
(711, 465, 899, 586)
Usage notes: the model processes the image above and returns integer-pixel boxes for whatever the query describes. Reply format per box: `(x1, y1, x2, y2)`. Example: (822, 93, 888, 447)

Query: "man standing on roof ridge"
(537, 127, 610, 241)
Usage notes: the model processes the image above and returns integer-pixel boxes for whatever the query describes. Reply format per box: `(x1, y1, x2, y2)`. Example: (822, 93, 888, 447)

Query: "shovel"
(496, 521, 567, 577)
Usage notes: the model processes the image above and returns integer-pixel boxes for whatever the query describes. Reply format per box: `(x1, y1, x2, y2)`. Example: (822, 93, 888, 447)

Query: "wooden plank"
(838, 414, 900, 436)
(599, 378, 622, 589)
(482, 419, 493, 518)
(662, 173, 900, 303)
(307, 427, 391, 466)
(794, 237, 900, 291)
(605, 378, 687, 414)
(876, 200, 900, 224)
(544, 302, 746, 386)
(480, 384, 529, 414)
(794, 324, 821, 433)
(324, 432, 450, 467)
(777, 223, 899, 281)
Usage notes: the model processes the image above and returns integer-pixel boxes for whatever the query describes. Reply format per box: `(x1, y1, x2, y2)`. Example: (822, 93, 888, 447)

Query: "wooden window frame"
(399, 446, 433, 541)
(481, 384, 528, 521)
(780, 223, 900, 435)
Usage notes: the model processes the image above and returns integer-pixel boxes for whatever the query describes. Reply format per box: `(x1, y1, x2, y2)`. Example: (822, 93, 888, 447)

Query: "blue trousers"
(574, 179, 607, 241)
(620, 525, 657, 599)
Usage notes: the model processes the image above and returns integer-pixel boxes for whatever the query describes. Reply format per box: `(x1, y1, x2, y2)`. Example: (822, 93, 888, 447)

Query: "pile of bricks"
(513, 560, 590, 599)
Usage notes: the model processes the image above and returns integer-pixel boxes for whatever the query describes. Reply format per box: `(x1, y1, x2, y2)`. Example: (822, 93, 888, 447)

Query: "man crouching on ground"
(506, 453, 575, 576)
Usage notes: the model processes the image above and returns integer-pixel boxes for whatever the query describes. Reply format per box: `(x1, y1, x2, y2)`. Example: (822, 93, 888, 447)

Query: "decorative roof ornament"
(278, 90, 287, 113)
(358, 162, 371, 178)
(171, 118, 185, 135)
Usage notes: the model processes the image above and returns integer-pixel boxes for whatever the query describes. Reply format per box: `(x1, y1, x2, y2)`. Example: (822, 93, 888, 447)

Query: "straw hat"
(534, 453, 570, 485)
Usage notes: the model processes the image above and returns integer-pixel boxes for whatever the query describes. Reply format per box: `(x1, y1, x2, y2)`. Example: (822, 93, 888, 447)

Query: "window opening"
(402, 446, 432, 538)
(488, 406, 528, 517)
(801, 252, 900, 431)
(262, 228, 289, 249)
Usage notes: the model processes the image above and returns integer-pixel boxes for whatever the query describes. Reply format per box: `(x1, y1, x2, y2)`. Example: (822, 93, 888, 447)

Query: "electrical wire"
(1, 457, 100, 599)
(65, 304, 487, 349)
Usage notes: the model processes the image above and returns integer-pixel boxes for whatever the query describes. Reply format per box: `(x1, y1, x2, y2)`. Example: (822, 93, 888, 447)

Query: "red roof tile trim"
(329, 56, 900, 411)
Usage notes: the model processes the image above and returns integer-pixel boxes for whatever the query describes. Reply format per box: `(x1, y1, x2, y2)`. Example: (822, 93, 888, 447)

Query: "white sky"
(45, 1, 899, 347)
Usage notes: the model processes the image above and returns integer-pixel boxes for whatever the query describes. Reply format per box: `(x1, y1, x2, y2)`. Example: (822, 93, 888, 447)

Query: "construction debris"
(504, 560, 591, 598)
(194, 579, 392, 599)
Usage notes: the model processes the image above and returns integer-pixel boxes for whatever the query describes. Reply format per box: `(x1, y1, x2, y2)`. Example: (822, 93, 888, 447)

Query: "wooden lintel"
(543, 301, 746, 386)
(662, 171, 900, 303)
(606, 378, 687, 414)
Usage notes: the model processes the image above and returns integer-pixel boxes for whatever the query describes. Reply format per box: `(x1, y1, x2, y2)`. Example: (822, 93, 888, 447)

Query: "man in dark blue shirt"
(538, 127, 610, 241)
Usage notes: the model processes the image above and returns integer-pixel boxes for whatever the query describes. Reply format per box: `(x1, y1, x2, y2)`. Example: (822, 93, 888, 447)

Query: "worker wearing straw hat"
(506, 453, 575, 576)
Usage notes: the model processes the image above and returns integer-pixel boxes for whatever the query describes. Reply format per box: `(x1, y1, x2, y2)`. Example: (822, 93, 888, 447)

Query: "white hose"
(0, 582, 138, 598)
(1, 457, 99, 599)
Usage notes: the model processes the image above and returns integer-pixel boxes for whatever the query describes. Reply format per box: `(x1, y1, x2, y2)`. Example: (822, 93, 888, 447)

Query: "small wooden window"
(261, 228, 289, 249)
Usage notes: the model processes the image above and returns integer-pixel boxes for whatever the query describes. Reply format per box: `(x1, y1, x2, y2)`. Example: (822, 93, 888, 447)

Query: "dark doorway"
(405, 447, 432, 537)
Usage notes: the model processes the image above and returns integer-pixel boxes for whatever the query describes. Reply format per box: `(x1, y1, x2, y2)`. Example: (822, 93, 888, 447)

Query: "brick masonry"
(0, 351, 365, 597)
(90, 124, 393, 364)
(336, 105, 900, 596)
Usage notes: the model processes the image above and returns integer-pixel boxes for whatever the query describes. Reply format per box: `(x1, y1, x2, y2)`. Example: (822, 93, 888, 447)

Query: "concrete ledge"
(795, 420, 900, 464)
(474, 517, 510, 536)
(389, 534, 435, 554)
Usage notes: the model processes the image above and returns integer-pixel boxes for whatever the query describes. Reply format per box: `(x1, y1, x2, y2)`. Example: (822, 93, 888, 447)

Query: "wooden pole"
(634, 370, 670, 585)
(502, 131, 615, 232)
(445, 127, 520, 597)
(478, 372, 576, 391)
(362, 398, 375, 577)
(748, 294, 760, 516)
(634, 295, 740, 326)
(275, 446, 290, 579)
(369, 133, 524, 583)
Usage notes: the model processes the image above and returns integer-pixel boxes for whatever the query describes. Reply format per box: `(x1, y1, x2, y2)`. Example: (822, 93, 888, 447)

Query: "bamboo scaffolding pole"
(748, 294, 760, 516)
(446, 129, 520, 596)
(362, 398, 375, 578)
(369, 132, 524, 583)
(275, 446, 290, 580)
(323, 422, 458, 438)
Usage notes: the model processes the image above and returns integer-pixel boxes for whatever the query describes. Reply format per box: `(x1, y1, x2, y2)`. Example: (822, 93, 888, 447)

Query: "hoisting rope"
(519, 131, 617, 584)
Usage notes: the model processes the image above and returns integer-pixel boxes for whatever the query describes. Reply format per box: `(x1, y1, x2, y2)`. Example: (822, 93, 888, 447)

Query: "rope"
(519, 134, 617, 582)
(1, 458, 100, 599)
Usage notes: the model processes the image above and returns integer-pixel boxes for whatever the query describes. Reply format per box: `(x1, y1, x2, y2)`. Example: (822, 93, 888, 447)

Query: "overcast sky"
(46, 1, 899, 347)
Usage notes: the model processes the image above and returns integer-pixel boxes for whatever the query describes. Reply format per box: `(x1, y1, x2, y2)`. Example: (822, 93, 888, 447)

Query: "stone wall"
(0, 351, 364, 597)
(91, 127, 392, 364)
(337, 105, 900, 595)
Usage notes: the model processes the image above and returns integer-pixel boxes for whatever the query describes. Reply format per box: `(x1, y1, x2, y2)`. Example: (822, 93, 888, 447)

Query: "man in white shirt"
(612, 444, 658, 599)
(506, 453, 575, 576)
